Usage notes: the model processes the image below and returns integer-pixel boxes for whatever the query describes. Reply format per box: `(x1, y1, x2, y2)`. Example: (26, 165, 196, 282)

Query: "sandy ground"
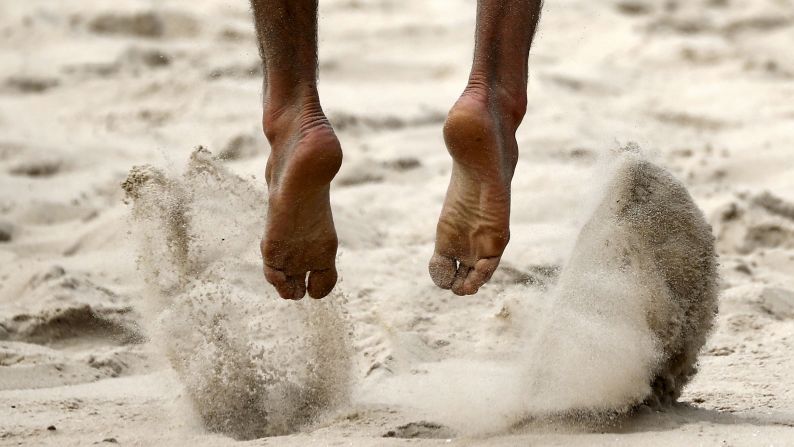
(2, 0, 794, 445)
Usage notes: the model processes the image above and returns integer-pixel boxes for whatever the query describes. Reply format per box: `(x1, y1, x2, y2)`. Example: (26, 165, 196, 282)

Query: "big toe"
(264, 265, 304, 300)
(447, 257, 500, 296)
(462, 257, 500, 294)
(307, 268, 337, 299)
(429, 253, 456, 289)
(450, 264, 472, 295)
(288, 274, 307, 300)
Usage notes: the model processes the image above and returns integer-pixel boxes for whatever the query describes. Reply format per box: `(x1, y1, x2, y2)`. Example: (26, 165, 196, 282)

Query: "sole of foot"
(260, 108, 343, 300)
(429, 93, 520, 296)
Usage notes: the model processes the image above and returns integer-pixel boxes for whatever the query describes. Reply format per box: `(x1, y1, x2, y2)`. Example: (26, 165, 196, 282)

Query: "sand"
(2, 0, 794, 445)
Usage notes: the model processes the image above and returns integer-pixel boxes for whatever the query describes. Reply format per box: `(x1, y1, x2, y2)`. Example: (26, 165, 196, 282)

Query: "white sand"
(1, 0, 794, 445)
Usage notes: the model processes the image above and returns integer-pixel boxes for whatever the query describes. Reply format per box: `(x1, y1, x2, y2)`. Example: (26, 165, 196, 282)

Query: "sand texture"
(2, 0, 794, 445)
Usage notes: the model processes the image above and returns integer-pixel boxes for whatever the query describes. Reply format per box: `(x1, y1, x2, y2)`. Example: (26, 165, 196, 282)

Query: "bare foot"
(429, 89, 523, 295)
(260, 102, 343, 300)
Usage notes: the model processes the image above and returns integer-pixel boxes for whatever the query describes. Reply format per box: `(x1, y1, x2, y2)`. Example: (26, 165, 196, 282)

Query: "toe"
(429, 253, 456, 289)
(264, 265, 297, 300)
(462, 257, 501, 294)
(451, 265, 472, 296)
(288, 274, 307, 300)
(307, 268, 337, 299)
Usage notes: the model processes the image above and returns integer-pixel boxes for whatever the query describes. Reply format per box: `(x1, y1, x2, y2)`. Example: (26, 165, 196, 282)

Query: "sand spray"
(124, 148, 352, 440)
(124, 146, 716, 437)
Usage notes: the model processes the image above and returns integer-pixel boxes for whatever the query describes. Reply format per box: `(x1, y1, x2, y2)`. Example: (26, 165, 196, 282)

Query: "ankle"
(460, 74, 527, 128)
(262, 97, 342, 188)
(262, 93, 331, 146)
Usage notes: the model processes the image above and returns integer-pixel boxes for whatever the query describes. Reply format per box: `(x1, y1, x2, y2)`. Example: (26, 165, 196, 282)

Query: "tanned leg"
(429, 0, 543, 296)
(251, 0, 342, 300)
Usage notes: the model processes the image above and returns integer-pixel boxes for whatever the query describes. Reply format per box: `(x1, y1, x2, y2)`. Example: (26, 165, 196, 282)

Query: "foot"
(260, 101, 343, 300)
(429, 88, 524, 295)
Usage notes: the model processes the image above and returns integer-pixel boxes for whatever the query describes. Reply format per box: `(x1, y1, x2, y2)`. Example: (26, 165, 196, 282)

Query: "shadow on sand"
(615, 403, 794, 433)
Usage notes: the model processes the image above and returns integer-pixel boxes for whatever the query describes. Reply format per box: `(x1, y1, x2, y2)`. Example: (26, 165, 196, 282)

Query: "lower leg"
(429, 0, 543, 295)
(251, 0, 342, 300)
(465, 0, 542, 117)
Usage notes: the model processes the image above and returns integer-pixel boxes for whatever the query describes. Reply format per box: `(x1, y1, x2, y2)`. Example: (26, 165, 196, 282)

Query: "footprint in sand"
(0, 220, 12, 242)
(523, 146, 718, 417)
(8, 158, 63, 178)
(0, 266, 143, 346)
(383, 421, 456, 439)
(3, 76, 60, 94)
(714, 191, 794, 254)
(86, 10, 199, 39)
(217, 133, 263, 161)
